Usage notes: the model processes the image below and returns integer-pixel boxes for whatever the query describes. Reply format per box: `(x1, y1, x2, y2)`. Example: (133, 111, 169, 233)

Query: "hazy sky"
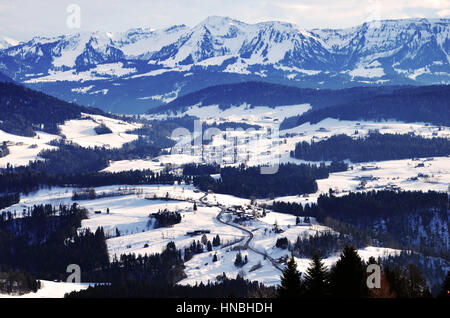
(1, 0, 449, 40)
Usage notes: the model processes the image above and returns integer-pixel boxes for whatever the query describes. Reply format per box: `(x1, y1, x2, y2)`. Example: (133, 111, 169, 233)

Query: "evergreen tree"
(234, 252, 244, 267)
(212, 235, 221, 247)
(212, 253, 218, 263)
(277, 255, 302, 298)
(329, 245, 368, 297)
(201, 234, 208, 245)
(304, 252, 329, 297)
(196, 240, 203, 253)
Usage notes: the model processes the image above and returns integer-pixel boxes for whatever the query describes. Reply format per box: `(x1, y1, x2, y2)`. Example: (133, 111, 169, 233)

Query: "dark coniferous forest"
(292, 133, 450, 162)
(281, 85, 450, 129)
(0, 204, 109, 279)
(271, 190, 449, 259)
(0, 82, 105, 136)
(190, 162, 348, 198)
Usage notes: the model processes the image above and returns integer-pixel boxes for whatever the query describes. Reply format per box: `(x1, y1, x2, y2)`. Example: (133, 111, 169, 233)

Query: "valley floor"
(1, 106, 449, 297)
(0, 182, 405, 291)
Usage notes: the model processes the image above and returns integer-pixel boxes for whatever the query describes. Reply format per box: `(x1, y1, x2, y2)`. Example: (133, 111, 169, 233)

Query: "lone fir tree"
(277, 255, 302, 298)
(329, 245, 368, 297)
(304, 252, 329, 297)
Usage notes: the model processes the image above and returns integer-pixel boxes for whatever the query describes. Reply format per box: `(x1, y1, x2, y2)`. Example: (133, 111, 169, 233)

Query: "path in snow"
(216, 208, 284, 272)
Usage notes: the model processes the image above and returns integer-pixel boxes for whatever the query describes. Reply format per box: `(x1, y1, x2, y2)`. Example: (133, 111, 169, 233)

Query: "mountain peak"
(198, 16, 238, 26)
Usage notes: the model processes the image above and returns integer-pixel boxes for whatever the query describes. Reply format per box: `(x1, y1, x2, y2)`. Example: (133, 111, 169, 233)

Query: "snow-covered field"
(106, 108, 450, 175)
(179, 208, 401, 287)
(261, 156, 450, 207)
(317, 157, 450, 193)
(0, 130, 60, 168)
(0, 113, 142, 168)
(0, 281, 93, 298)
(1, 184, 403, 289)
(147, 103, 311, 122)
(101, 159, 166, 173)
(59, 113, 141, 149)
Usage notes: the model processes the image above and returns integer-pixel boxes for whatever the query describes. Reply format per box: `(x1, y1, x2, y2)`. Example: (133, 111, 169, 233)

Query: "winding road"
(198, 192, 284, 272)
(216, 209, 284, 272)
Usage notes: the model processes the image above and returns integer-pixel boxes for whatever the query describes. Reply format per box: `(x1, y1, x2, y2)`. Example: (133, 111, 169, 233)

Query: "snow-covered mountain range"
(0, 16, 449, 113)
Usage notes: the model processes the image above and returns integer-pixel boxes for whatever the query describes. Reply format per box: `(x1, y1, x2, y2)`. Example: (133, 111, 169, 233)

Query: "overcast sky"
(1, 0, 449, 40)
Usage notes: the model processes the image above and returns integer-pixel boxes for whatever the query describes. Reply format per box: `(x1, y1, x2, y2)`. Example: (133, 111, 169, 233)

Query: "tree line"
(64, 244, 450, 298)
(291, 133, 450, 163)
(66, 274, 276, 298)
(0, 192, 20, 210)
(281, 84, 450, 129)
(0, 141, 9, 158)
(0, 203, 109, 280)
(0, 268, 41, 295)
(270, 190, 448, 259)
(0, 169, 181, 195)
(191, 162, 347, 199)
(277, 245, 448, 298)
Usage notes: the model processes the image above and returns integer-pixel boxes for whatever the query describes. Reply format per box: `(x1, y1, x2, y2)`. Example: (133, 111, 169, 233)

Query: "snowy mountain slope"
(149, 16, 331, 69)
(0, 17, 448, 113)
(117, 25, 189, 59)
(0, 35, 19, 49)
(1, 16, 446, 80)
(311, 18, 450, 79)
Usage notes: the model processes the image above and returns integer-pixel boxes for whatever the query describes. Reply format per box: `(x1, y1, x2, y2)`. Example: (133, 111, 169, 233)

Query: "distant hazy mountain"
(0, 17, 448, 113)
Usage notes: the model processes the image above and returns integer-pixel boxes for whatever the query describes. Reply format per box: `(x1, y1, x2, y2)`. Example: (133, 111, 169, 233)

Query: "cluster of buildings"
(226, 205, 265, 222)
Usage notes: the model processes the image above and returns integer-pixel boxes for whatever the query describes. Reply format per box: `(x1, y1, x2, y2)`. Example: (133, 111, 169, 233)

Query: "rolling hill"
(0, 82, 106, 136)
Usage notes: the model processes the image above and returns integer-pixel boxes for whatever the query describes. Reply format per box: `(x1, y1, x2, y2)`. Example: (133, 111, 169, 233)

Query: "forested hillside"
(292, 133, 450, 162)
(0, 82, 105, 136)
(149, 81, 403, 114)
(281, 85, 450, 129)
(190, 162, 348, 198)
(316, 191, 448, 258)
